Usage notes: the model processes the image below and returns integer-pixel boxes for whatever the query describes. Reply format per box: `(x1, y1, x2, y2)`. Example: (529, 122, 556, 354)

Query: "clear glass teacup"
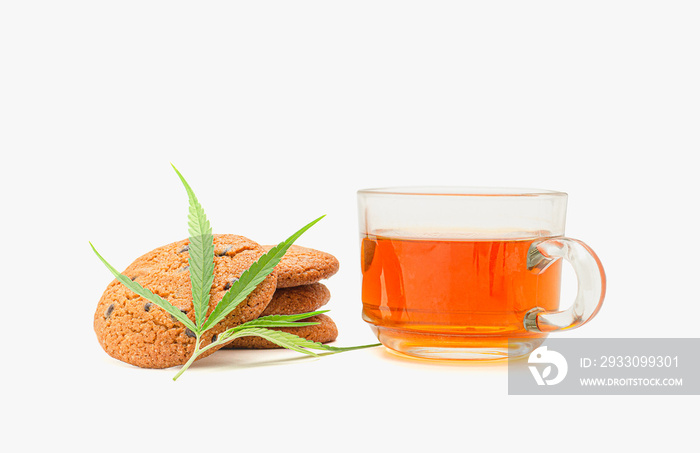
(358, 187, 606, 360)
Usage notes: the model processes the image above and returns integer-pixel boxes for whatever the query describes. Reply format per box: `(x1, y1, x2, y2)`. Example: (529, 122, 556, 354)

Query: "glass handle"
(524, 237, 606, 333)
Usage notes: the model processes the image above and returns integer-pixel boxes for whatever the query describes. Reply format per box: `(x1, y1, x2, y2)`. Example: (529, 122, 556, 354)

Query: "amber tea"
(361, 232, 562, 358)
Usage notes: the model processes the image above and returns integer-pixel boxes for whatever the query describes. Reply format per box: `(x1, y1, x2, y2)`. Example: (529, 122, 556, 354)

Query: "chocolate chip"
(185, 328, 196, 338)
(216, 245, 233, 257)
(178, 245, 189, 253)
(130, 275, 138, 281)
(224, 277, 239, 291)
(211, 334, 218, 343)
(104, 303, 115, 319)
(180, 309, 188, 314)
(144, 302, 153, 312)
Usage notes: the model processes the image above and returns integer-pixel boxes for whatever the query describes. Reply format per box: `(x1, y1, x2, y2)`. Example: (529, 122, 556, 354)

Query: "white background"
(2, 1, 698, 451)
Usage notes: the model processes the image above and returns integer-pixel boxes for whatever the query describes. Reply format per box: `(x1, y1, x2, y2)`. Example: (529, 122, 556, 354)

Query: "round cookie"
(265, 245, 339, 288)
(224, 314, 338, 349)
(260, 283, 330, 317)
(94, 234, 277, 369)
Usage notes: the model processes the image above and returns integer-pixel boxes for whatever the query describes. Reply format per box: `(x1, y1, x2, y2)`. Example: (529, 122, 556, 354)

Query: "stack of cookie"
(224, 245, 340, 349)
(93, 235, 340, 369)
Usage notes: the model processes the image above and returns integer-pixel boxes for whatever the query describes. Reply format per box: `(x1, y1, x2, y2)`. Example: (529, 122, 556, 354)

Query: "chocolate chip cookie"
(259, 283, 330, 316)
(265, 245, 339, 288)
(94, 234, 277, 369)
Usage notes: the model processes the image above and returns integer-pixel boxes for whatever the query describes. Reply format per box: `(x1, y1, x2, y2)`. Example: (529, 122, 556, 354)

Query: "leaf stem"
(173, 335, 202, 381)
(197, 338, 224, 356)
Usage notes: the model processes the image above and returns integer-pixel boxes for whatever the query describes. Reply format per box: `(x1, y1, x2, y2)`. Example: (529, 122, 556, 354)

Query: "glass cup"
(357, 187, 606, 360)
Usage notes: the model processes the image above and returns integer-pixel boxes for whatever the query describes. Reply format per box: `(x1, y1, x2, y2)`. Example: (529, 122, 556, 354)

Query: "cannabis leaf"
(91, 165, 379, 380)
(172, 164, 215, 329)
(214, 324, 379, 357)
(232, 310, 330, 330)
(201, 215, 325, 332)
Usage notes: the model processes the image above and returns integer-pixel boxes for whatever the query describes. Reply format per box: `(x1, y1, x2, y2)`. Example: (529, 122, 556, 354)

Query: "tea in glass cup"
(357, 187, 605, 360)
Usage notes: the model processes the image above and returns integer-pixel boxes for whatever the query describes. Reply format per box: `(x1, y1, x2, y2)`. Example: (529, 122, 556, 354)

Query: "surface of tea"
(361, 232, 562, 355)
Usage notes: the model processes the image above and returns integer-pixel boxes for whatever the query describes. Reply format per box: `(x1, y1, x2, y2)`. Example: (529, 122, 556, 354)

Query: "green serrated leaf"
(297, 341, 381, 353)
(245, 310, 330, 324)
(90, 242, 197, 333)
(201, 215, 325, 331)
(235, 320, 320, 330)
(172, 164, 215, 329)
(230, 310, 329, 332)
(223, 328, 322, 356)
(219, 327, 381, 357)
